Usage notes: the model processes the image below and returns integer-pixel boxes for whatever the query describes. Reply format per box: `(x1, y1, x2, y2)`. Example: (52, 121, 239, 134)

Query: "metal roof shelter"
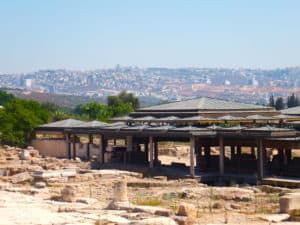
(34, 97, 300, 184)
(281, 106, 300, 116)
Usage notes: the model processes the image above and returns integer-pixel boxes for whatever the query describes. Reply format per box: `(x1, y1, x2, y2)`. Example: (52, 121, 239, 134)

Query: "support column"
(204, 146, 211, 169)
(99, 135, 105, 164)
(190, 136, 196, 177)
(149, 136, 154, 168)
(126, 136, 133, 164)
(230, 146, 235, 159)
(126, 136, 133, 152)
(66, 133, 71, 159)
(144, 142, 149, 163)
(73, 135, 76, 160)
(257, 138, 264, 181)
(251, 146, 255, 158)
(219, 136, 224, 176)
(237, 145, 241, 157)
(87, 134, 92, 159)
(154, 141, 159, 163)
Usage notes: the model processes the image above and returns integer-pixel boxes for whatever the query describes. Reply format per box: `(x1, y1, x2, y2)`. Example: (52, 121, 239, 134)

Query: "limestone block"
(177, 203, 197, 218)
(280, 192, 300, 213)
(20, 150, 31, 160)
(61, 185, 77, 202)
(11, 172, 33, 184)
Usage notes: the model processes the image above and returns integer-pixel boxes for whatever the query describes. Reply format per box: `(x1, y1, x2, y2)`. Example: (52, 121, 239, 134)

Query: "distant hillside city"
(1, 66, 300, 106)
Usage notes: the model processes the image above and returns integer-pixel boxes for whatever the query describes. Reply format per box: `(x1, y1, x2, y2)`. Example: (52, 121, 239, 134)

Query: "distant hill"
(3, 88, 162, 109)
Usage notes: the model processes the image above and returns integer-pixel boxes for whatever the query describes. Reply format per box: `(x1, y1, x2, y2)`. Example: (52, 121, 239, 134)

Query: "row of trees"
(0, 90, 139, 147)
(73, 91, 139, 121)
(269, 93, 300, 110)
(0, 91, 50, 147)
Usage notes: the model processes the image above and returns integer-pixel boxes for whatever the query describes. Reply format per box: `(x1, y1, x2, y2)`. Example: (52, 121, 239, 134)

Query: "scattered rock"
(11, 172, 33, 184)
(75, 157, 81, 162)
(0, 182, 11, 190)
(172, 215, 195, 225)
(153, 176, 168, 181)
(61, 185, 77, 202)
(131, 217, 178, 225)
(57, 206, 77, 213)
(212, 202, 224, 209)
(96, 214, 131, 224)
(76, 197, 98, 205)
(133, 205, 172, 217)
(289, 212, 300, 222)
(233, 195, 253, 202)
(20, 150, 31, 160)
(28, 149, 40, 158)
(34, 181, 46, 189)
(230, 203, 240, 210)
(280, 192, 300, 213)
(259, 213, 290, 223)
(113, 179, 128, 202)
(177, 203, 197, 218)
(260, 185, 290, 194)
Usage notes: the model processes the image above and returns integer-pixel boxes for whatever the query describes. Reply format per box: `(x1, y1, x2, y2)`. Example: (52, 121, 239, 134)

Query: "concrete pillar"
(204, 146, 211, 169)
(99, 135, 105, 164)
(72, 135, 76, 160)
(251, 146, 255, 158)
(149, 136, 154, 168)
(190, 136, 196, 177)
(286, 149, 292, 161)
(66, 133, 71, 159)
(257, 138, 264, 181)
(219, 136, 224, 176)
(154, 141, 159, 162)
(237, 145, 241, 157)
(87, 134, 92, 159)
(126, 136, 133, 152)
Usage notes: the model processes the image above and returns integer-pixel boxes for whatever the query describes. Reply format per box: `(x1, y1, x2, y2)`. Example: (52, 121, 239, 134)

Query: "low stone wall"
(32, 139, 67, 158)
(32, 139, 100, 159)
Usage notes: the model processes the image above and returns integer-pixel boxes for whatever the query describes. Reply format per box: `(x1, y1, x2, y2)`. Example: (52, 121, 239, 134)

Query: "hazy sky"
(1, 0, 300, 73)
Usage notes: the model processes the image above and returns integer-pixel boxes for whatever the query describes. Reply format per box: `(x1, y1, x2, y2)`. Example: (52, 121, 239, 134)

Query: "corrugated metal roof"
(281, 106, 300, 115)
(139, 97, 272, 111)
(38, 119, 86, 128)
(82, 120, 108, 128)
(246, 115, 273, 120)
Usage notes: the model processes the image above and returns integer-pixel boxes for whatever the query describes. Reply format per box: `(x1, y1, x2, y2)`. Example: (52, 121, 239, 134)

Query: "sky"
(1, 0, 300, 73)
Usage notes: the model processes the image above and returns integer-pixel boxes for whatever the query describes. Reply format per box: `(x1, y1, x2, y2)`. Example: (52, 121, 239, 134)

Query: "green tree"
(108, 91, 140, 110)
(0, 99, 50, 147)
(0, 90, 15, 106)
(275, 97, 285, 110)
(287, 93, 300, 108)
(78, 102, 112, 121)
(109, 101, 133, 117)
(269, 95, 275, 107)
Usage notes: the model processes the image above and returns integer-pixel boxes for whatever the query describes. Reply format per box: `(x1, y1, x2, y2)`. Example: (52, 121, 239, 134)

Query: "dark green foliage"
(287, 93, 300, 108)
(275, 97, 285, 110)
(0, 90, 15, 106)
(269, 95, 275, 107)
(41, 102, 73, 121)
(0, 98, 50, 147)
(75, 102, 113, 121)
(108, 91, 140, 110)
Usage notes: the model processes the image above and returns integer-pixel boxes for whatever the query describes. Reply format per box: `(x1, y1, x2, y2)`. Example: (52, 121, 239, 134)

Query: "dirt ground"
(1, 145, 300, 225)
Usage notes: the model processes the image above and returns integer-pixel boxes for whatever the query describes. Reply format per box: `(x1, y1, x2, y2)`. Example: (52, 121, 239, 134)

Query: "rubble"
(280, 192, 300, 213)
(11, 172, 33, 184)
(0, 144, 300, 225)
(60, 185, 77, 202)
